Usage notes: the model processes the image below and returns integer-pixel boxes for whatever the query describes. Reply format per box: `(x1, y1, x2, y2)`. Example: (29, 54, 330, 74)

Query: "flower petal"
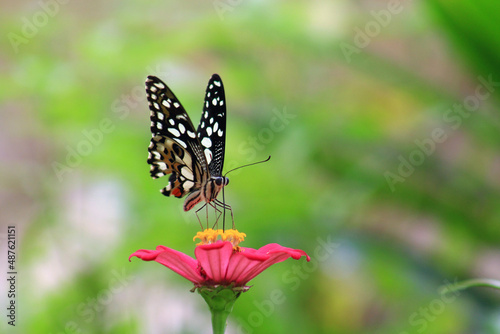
(195, 241, 233, 283)
(225, 251, 264, 285)
(226, 243, 310, 285)
(130, 245, 205, 284)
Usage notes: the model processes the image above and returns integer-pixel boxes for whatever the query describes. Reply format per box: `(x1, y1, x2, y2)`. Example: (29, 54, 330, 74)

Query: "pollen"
(194, 229, 246, 249)
(193, 228, 219, 245)
(221, 229, 246, 248)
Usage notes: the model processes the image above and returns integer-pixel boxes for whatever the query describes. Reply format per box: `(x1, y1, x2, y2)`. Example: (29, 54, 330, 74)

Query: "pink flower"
(129, 234, 310, 287)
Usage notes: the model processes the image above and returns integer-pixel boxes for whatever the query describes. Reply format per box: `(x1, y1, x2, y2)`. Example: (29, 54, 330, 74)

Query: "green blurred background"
(2, 0, 500, 333)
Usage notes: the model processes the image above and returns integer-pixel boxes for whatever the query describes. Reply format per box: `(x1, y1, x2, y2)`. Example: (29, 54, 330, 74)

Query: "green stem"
(197, 285, 248, 334)
(210, 303, 231, 334)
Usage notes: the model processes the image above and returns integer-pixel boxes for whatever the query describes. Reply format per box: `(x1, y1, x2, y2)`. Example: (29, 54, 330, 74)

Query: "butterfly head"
(202, 176, 229, 204)
(213, 176, 229, 187)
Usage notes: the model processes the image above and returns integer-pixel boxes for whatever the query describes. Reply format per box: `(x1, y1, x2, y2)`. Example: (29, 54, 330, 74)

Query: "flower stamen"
(194, 229, 246, 249)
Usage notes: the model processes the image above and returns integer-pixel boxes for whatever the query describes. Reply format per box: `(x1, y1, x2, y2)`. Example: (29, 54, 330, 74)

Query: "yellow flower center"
(193, 229, 246, 249)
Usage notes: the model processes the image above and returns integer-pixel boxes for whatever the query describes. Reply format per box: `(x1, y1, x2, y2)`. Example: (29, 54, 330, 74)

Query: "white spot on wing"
(175, 138, 187, 148)
(213, 122, 218, 132)
(207, 127, 212, 136)
(173, 102, 180, 108)
(155, 82, 165, 89)
(157, 122, 163, 130)
(153, 102, 160, 110)
(218, 129, 223, 136)
(169, 119, 175, 126)
(214, 81, 221, 87)
(157, 162, 167, 170)
(178, 123, 186, 134)
(151, 93, 157, 100)
(201, 137, 212, 148)
(168, 128, 180, 137)
(187, 130, 196, 138)
(212, 98, 217, 106)
(150, 86, 157, 92)
(157, 112, 164, 120)
(162, 100, 170, 108)
(183, 181, 194, 190)
(204, 148, 212, 165)
(181, 168, 194, 180)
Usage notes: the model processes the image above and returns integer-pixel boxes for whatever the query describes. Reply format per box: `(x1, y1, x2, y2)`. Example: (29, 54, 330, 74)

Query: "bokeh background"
(2, 0, 500, 333)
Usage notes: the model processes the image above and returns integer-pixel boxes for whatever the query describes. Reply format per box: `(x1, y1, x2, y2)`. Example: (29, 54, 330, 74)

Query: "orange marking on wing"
(172, 188, 182, 197)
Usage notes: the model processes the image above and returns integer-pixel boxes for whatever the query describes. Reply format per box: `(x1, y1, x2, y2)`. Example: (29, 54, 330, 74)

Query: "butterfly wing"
(145, 76, 208, 198)
(197, 74, 226, 177)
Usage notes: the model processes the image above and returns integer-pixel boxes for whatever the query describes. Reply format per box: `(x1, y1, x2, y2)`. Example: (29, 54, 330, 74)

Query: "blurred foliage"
(2, 0, 500, 333)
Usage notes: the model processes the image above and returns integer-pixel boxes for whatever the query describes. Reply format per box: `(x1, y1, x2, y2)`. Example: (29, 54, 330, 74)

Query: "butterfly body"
(146, 74, 228, 212)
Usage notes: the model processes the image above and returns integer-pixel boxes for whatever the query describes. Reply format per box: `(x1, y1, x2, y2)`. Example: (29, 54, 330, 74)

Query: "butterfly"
(145, 74, 230, 215)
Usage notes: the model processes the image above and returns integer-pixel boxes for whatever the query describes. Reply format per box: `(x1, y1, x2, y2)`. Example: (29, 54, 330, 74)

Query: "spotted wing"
(197, 74, 226, 177)
(145, 76, 209, 198)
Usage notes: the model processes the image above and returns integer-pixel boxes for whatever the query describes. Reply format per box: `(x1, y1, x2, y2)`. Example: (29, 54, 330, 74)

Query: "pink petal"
(195, 241, 233, 283)
(130, 246, 205, 284)
(227, 243, 310, 285)
(225, 251, 264, 285)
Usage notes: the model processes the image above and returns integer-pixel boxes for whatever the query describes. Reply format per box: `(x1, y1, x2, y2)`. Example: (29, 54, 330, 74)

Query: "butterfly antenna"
(220, 156, 270, 231)
(222, 186, 226, 231)
(223, 156, 271, 177)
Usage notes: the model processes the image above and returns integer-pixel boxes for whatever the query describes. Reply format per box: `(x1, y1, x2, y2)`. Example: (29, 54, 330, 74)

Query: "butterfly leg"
(205, 203, 210, 229)
(214, 199, 234, 230)
(208, 202, 224, 229)
(195, 203, 208, 230)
